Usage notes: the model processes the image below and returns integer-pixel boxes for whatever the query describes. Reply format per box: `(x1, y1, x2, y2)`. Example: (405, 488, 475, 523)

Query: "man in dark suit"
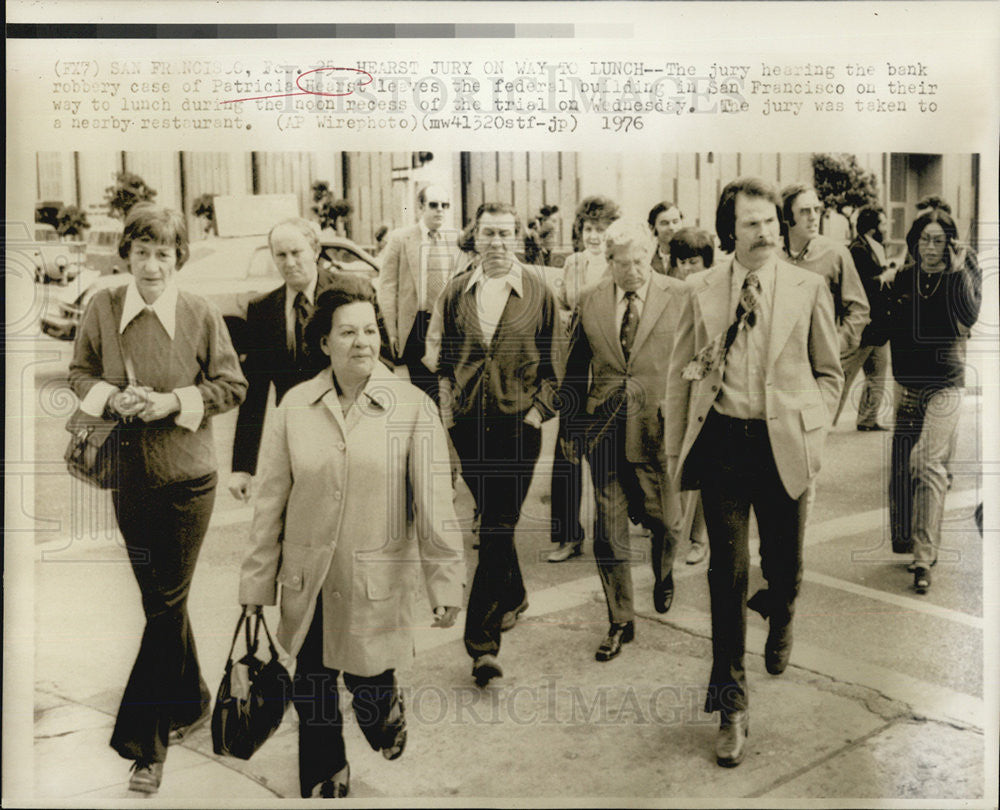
(437, 202, 559, 688)
(560, 219, 686, 661)
(229, 217, 390, 501)
(379, 184, 460, 403)
(664, 177, 842, 767)
(647, 201, 684, 276)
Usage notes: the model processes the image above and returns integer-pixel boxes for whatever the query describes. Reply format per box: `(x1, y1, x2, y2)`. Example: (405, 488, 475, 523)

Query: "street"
(24, 347, 990, 802)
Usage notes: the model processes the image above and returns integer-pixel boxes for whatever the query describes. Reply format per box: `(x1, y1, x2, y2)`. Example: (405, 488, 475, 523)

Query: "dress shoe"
(312, 763, 350, 798)
(913, 566, 931, 594)
(501, 598, 529, 632)
(595, 621, 634, 662)
(472, 654, 503, 687)
(907, 558, 937, 574)
(547, 541, 583, 563)
(891, 537, 914, 554)
(380, 692, 406, 760)
(685, 541, 708, 565)
(765, 620, 793, 675)
(715, 711, 749, 767)
(653, 572, 674, 614)
(128, 760, 164, 794)
(856, 423, 887, 431)
(168, 705, 211, 745)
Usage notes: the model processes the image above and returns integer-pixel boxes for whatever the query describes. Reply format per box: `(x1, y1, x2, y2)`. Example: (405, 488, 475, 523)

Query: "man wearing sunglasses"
(379, 184, 460, 403)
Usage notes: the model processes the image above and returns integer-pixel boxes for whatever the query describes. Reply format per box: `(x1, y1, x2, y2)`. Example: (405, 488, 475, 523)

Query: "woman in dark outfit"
(69, 204, 247, 793)
(887, 200, 981, 593)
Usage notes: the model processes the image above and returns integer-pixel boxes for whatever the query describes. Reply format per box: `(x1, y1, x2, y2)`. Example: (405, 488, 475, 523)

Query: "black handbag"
(64, 333, 137, 489)
(212, 609, 291, 760)
(64, 410, 124, 489)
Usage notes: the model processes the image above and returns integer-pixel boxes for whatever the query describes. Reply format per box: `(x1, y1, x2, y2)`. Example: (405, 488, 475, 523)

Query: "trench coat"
(238, 362, 465, 676)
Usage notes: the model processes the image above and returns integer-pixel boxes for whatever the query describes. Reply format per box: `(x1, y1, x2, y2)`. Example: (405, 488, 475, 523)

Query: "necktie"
(682, 269, 761, 380)
(620, 290, 639, 361)
(293, 291, 311, 361)
(425, 230, 451, 309)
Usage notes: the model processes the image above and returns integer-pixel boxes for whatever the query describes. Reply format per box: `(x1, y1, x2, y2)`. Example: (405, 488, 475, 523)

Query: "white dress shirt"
(465, 262, 524, 345)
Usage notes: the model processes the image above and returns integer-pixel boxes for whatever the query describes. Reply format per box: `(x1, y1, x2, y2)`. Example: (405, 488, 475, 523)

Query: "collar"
(119, 279, 179, 339)
(419, 222, 440, 242)
(306, 362, 393, 410)
(786, 236, 815, 262)
(465, 261, 524, 297)
(733, 254, 777, 281)
(615, 277, 652, 304)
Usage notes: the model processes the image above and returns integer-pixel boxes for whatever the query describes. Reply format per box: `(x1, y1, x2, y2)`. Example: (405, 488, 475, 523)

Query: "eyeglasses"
(427, 201, 451, 210)
(918, 235, 946, 246)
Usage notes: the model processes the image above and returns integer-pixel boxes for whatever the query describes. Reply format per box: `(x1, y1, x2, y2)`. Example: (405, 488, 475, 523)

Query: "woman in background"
(886, 199, 981, 594)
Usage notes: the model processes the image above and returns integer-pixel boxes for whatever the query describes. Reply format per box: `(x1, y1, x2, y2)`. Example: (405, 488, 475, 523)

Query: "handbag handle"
(254, 611, 280, 659)
(223, 610, 251, 669)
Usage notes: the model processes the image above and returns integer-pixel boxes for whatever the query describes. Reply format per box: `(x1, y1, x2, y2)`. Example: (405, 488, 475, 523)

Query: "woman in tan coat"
(239, 276, 465, 799)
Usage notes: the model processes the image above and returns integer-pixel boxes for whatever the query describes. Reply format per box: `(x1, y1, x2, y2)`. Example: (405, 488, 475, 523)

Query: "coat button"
(711, 385, 718, 392)
(330, 591, 341, 600)
(334, 491, 343, 500)
(337, 442, 346, 451)
(292, 575, 301, 585)
(697, 415, 704, 422)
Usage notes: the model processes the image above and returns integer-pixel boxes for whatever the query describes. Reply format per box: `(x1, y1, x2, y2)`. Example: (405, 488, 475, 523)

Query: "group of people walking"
(69, 171, 980, 796)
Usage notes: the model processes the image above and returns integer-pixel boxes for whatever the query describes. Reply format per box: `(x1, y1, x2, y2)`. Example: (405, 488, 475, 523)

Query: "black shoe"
(595, 621, 634, 662)
(914, 567, 931, 594)
(128, 760, 163, 794)
(765, 620, 793, 675)
(472, 654, 503, 687)
(653, 571, 674, 614)
(716, 711, 749, 767)
(168, 705, 211, 746)
(500, 598, 529, 632)
(312, 763, 350, 798)
(891, 537, 914, 554)
(907, 558, 937, 573)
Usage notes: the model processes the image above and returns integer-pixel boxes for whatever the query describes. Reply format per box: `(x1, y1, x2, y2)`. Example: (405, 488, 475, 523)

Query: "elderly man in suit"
(664, 177, 842, 767)
(379, 184, 459, 403)
(560, 219, 686, 661)
(229, 217, 391, 501)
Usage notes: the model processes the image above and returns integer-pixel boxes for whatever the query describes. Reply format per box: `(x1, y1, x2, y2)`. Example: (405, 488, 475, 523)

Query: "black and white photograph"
(5, 3, 999, 808)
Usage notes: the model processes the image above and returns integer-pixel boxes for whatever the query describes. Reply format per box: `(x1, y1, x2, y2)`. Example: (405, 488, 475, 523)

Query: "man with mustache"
(436, 202, 559, 687)
(664, 177, 842, 767)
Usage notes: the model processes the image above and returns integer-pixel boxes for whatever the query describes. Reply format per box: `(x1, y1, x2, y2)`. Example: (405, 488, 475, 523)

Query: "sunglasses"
(427, 201, 451, 210)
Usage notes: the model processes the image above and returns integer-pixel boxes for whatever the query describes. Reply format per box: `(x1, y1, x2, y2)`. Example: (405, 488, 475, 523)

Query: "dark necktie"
(619, 290, 639, 361)
(293, 291, 311, 361)
(682, 269, 762, 380)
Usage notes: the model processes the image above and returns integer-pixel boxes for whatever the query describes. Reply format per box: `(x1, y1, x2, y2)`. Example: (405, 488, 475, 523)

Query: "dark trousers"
(293, 595, 397, 798)
(588, 420, 680, 623)
(550, 418, 585, 545)
(110, 472, 216, 764)
(402, 310, 439, 405)
(451, 415, 542, 659)
(695, 412, 806, 715)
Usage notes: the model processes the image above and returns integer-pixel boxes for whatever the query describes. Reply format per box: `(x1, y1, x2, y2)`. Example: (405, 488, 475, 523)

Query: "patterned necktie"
(620, 290, 639, 361)
(293, 291, 311, 361)
(682, 269, 761, 380)
(425, 230, 451, 309)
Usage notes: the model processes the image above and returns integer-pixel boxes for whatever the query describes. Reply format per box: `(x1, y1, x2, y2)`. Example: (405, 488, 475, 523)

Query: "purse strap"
(224, 610, 250, 670)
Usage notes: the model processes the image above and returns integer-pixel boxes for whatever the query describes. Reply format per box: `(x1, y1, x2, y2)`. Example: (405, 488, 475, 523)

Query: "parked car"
(39, 232, 381, 351)
(15, 223, 88, 284)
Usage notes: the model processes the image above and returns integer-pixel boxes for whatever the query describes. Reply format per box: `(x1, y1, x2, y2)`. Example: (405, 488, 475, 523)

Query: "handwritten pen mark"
(220, 66, 374, 104)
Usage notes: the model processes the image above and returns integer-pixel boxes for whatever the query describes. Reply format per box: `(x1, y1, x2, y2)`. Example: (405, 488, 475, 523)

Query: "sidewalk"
(32, 534, 985, 803)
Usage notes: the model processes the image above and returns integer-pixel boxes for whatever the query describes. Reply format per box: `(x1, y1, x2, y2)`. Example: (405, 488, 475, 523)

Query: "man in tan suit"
(378, 184, 459, 403)
(560, 219, 686, 662)
(664, 177, 842, 767)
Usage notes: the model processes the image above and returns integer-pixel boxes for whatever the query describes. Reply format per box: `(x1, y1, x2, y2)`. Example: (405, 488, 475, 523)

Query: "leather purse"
(212, 609, 291, 760)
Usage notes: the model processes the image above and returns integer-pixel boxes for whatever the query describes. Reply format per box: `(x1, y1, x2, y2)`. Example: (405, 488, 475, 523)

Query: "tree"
(55, 205, 90, 239)
(192, 193, 217, 237)
(311, 181, 353, 235)
(811, 153, 880, 217)
(105, 171, 157, 219)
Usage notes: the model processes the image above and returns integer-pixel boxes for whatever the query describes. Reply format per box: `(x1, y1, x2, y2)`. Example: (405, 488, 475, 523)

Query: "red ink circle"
(294, 67, 374, 98)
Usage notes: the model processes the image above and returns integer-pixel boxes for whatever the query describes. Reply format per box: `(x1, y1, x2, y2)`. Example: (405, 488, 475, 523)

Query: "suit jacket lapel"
(629, 277, 669, 360)
(593, 281, 626, 367)
(694, 263, 732, 347)
(405, 227, 422, 287)
(767, 262, 807, 371)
